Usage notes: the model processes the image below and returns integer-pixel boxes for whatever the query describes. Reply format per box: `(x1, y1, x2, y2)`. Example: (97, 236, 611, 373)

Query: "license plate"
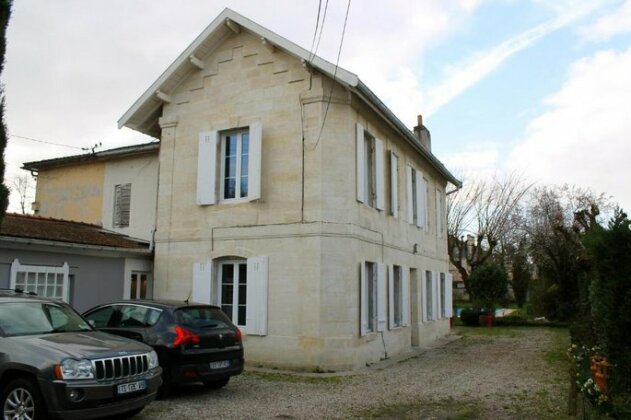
(117, 380, 147, 395)
(209, 360, 230, 370)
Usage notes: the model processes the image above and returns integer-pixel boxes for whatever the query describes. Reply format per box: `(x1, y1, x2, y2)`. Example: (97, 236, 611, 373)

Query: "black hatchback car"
(82, 300, 244, 397)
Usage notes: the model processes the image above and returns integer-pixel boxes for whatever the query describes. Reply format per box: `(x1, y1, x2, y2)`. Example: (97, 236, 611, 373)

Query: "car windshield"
(175, 306, 233, 329)
(0, 302, 93, 337)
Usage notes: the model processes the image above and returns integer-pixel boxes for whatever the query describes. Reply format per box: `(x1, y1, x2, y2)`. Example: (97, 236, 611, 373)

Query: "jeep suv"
(0, 290, 162, 419)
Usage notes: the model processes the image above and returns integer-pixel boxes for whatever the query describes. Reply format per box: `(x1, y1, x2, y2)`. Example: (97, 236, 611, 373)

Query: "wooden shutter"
(390, 152, 398, 218)
(436, 188, 443, 238)
(356, 123, 365, 203)
(114, 183, 131, 228)
(248, 121, 263, 201)
(421, 271, 428, 322)
(432, 271, 439, 321)
(374, 138, 385, 210)
(388, 265, 395, 330)
(406, 166, 414, 224)
(192, 262, 212, 304)
(377, 262, 386, 332)
(402, 266, 410, 326)
(445, 272, 454, 318)
(197, 131, 218, 205)
(359, 261, 368, 336)
(245, 255, 268, 336)
(415, 172, 423, 228)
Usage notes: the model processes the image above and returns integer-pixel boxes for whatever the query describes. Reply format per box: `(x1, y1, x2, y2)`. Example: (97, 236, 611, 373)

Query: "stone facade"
(149, 24, 454, 370)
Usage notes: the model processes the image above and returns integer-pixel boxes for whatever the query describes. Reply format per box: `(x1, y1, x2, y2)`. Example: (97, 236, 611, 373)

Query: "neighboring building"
(22, 142, 159, 242)
(0, 213, 152, 312)
(113, 8, 461, 371)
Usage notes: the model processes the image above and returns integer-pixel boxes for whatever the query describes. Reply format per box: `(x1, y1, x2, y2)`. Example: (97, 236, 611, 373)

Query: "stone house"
(116, 8, 460, 371)
(25, 8, 461, 371)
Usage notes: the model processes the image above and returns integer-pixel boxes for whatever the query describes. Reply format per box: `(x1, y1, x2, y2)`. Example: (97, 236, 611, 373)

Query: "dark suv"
(83, 300, 244, 397)
(0, 290, 162, 419)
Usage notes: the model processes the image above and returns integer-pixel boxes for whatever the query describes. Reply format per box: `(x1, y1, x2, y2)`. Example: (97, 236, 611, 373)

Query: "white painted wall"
(101, 154, 158, 241)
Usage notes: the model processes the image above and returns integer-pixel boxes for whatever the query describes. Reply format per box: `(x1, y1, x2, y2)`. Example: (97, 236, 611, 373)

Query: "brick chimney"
(413, 114, 431, 151)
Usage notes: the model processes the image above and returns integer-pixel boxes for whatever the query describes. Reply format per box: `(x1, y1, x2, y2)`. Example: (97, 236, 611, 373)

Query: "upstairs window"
(113, 183, 131, 228)
(196, 122, 262, 206)
(406, 166, 427, 229)
(221, 130, 249, 200)
(356, 123, 384, 210)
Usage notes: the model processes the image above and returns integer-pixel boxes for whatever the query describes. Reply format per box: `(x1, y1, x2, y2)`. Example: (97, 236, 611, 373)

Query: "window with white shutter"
(425, 270, 433, 321)
(360, 261, 385, 335)
(445, 272, 454, 318)
(356, 123, 384, 210)
(196, 122, 262, 206)
(440, 272, 446, 318)
(10, 259, 70, 302)
(113, 183, 131, 228)
(390, 152, 399, 218)
(436, 188, 444, 238)
(388, 265, 404, 329)
(192, 261, 213, 304)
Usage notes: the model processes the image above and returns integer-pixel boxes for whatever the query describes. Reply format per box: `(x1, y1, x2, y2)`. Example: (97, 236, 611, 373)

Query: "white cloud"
(442, 142, 501, 181)
(506, 43, 631, 210)
(424, 0, 607, 116)
(581, 0, 631, 42)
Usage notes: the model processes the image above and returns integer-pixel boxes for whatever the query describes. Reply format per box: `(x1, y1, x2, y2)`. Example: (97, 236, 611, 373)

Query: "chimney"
(413, 114, 431, 151)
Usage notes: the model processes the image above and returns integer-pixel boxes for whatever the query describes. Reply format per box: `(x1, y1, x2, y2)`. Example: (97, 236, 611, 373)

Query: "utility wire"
(312, 0, 330, 61)
(311, 0, 351, 151)
(10, 134, 84, 150)
(308, 0, 323, 63)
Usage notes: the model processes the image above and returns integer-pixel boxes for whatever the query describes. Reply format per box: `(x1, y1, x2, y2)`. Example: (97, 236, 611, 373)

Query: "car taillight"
(235, 327, 242, 342)
(173, 326, 200, 347)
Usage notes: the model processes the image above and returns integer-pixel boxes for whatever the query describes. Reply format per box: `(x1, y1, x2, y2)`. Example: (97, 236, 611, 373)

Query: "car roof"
(0, 290, 63, 304)
(86, 299, 221, 312)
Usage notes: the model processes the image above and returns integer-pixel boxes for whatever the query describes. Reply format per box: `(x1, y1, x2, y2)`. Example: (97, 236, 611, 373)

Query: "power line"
(311, 0, 352, 151)
(312, 0, 330, 61)
(9, 134, 83, 150)
(308, 0, 323, 63)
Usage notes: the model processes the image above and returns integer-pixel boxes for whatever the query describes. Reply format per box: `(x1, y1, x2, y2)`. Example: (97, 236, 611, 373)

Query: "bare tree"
(10, 173, 34, 214)
(447, 173, 531, 294)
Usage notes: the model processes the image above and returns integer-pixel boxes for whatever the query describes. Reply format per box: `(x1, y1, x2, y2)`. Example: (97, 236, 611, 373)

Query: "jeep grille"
(92, 354, 149, 381)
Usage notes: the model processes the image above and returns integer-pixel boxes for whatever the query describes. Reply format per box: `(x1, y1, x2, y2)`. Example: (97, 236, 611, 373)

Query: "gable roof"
(22, 141, 159, 172)
(0, 213, 150, 251)
(119, 8, 461, 187)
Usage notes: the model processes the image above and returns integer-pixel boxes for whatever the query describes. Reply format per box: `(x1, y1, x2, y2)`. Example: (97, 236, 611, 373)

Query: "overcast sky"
(3, 0, 631, 212)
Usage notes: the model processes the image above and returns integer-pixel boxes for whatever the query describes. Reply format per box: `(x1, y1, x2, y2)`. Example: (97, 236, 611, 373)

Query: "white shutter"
(356, 123, 365, 203)
(436, 189, 443, 238)
(245, 255, 268, 336)
(388, 265, 394, 330)
(374, 138, 385, 211)
(424, 179, 430, 231)
(377, 262, 386, 332)
(432, 271, 439, 321)
(360, 262, 368, 336)
(445, 272, 454, 318)
(248, 121, 263, 201)
(390, 152, 398, 218)
(421, 271, 428, 322)
(406, 166, 413, 224)
(192, 262, 212, 304)
(197, 131, 218, 205)
(415, 171, 423, 228)
(402, 266, 410, 326)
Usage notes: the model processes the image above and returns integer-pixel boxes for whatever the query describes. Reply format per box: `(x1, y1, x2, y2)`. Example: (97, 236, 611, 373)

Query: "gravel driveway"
(137, 327, 569, 419)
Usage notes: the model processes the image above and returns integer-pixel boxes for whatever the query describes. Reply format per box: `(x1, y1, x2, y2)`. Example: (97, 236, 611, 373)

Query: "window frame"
(9, 259, 70, 302)
(425, 270, 433, 321)
(217, 259, 248, 327)
(219, 128, 250, 203)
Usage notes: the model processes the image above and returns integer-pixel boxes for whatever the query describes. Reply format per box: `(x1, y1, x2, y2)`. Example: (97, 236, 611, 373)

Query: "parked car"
(82, 300, 244, 397)
(0, 289, 162, 419)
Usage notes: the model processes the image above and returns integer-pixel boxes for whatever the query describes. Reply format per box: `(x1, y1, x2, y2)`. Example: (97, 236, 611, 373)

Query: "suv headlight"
(55, 359, 94, 380)
(148, 350, 159, 370)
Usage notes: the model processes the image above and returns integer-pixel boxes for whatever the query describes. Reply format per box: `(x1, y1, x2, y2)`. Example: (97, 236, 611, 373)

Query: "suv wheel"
(1, 377, 47, 420)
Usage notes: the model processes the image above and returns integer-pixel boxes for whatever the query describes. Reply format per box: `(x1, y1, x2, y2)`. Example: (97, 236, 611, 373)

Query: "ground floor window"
(440, 273, 446, 318)
(9, 259, 69, 302)
(392, 265, 403, 327)
(129, 272, 152, 299)
(360, 261, 385, 336)
(425, 270, 433, 321)
(218, 260, 248, 326)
